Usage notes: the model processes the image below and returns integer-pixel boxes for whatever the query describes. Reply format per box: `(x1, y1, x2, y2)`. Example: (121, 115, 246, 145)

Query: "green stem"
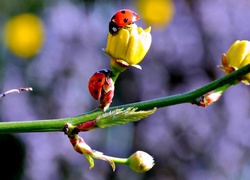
(214, 83, 232, 94)
(0, 109, 102, 134)
(111, 68, 121, 83)
(0, 64, 250, 134)
(102, 155, 128, 164)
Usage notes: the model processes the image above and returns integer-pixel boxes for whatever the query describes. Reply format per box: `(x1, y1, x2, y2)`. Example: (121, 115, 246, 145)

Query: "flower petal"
(226, 40, 250, 67)
(114, 29, 130, 59)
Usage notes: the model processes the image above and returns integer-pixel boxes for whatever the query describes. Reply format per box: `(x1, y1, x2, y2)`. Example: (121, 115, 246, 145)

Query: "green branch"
(0, 64, 250, 134)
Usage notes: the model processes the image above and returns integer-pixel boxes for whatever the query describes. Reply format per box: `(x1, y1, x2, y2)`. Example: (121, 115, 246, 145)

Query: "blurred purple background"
(1, 0, 250, 179)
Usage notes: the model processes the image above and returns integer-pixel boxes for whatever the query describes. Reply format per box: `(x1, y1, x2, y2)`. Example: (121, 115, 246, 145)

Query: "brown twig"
(0, 87, 33, 99)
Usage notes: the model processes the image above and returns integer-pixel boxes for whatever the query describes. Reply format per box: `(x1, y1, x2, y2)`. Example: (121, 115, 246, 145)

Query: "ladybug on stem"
(88, 69, 115, 111)
(109, 9, 140, 35)
(88, 69, 112, 100)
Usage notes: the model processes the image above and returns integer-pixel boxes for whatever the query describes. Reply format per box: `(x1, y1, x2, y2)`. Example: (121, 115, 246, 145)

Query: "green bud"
(127, 151, 155, 173)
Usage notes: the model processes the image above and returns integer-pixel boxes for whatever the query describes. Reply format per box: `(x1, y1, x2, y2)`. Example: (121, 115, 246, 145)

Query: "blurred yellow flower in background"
(3, 13, 45, 59)
(136, 0, 174, 28)
(219, 40, 250, 84)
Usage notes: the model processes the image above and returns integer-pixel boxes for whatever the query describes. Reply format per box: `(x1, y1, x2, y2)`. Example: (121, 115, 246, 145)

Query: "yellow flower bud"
(219, 40, 250, 84)
(104, 24, 152, 70)
(238, 55, 250, 84)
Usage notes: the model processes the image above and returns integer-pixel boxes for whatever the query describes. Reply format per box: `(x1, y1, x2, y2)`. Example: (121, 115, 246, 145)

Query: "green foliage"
(96, 107, 157, 128)
(0, 0, 45, 16)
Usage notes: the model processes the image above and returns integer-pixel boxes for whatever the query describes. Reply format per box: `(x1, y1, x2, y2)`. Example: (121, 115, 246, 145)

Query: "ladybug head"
(98, 68, 112, 78)
(109, 21, 120, 35)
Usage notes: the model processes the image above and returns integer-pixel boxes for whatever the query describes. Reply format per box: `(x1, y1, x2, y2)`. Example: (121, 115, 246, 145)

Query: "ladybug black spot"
(98, 78, 102, 82)
(93, 90, 98, 95)
(123, 18, 128, 23)
(121, 10, 126, 14)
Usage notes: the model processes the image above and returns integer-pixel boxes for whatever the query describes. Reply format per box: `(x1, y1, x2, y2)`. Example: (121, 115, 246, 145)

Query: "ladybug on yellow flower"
(88, 9, 152, 111)
(109, 9, 140, 35)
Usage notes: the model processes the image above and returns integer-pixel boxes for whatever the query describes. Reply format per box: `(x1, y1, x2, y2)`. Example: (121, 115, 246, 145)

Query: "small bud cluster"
(195, 40, 250, 107)
(64, 123, 154, 172)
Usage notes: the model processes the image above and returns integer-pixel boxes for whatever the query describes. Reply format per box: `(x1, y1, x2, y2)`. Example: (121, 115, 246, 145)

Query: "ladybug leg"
(105, 77, 112, 86)
(102, 77, 114, 93)
(123, 23, 134, 30)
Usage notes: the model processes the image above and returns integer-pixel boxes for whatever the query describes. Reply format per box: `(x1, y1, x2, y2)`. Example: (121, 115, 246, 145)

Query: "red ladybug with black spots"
(88, 69, 112, 100)
(109, 9, 140, 35)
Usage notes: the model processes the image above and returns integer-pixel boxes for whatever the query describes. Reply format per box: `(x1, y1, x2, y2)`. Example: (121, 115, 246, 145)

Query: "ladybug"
(109, 9, 140, 35)
(88, 69, 112, 100)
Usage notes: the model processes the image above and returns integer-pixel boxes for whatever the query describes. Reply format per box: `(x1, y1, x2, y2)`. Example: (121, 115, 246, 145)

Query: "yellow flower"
(218, 40, 250, 84)
(104, 24, 152, 70)
(136, 0, 174, 28)
(3, 13, 45, 59)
